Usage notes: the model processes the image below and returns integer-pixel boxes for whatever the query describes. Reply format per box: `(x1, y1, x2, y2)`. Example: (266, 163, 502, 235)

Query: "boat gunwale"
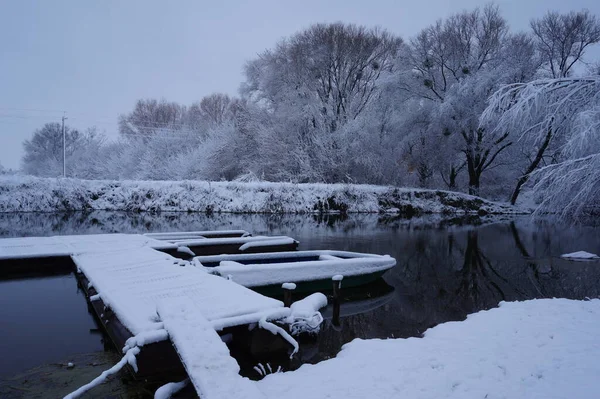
(193, 250, 396, 288)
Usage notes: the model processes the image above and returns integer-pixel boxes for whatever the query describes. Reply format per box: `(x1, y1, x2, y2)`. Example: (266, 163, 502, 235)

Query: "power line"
(0, 113, 203, 131)
(118, 132, 207, 140)
(0, 114, 61, 120)
(0, 110, 217, 140)
(0, 107, 66, 113)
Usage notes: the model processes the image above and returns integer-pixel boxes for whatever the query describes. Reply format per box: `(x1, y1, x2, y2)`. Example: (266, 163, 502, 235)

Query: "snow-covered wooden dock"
(159, 299, 266, 399)
(74, 247, 285, 336)
(0, 233, 176, 261)
(0, 232, 299, 274)
(68, 246, 301, 398)
(0, 232, 334, 399)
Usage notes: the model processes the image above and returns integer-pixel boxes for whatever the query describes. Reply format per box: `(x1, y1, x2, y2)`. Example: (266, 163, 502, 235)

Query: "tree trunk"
(467, 160, 480, 196)
(448, 166, 459, 189)
(468, 175, 480, 196)
(510, 128, 553, 205)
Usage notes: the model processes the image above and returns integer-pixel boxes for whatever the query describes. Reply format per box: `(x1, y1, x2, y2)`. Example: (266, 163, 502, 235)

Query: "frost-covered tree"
(398, 6, 539, 195)
(588, 62, 600, 75)
(407, 4, 508, 101)
(240, 23, 402, 182)
(198, 93, 234, 127)
(22, 122, 104, 177)
(435, 71, 513, 195)
(17, 5, 597, 205)
(185, 93, 237, 138)
(334, 85, 409, 185)
(198, 100, 266, 181)
(530, 10, 600, 78)
(66, 127, 106, 179)
(118, 99, 188, 138)
(398, 5, 511, 193)
(244, 23, 401, 130)
(482, 77, 600, 217)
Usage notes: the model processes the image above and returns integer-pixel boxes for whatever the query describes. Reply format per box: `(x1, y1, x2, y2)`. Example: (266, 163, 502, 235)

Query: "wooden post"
(332, 275, 343, 326)
(282, 283, 296, 307)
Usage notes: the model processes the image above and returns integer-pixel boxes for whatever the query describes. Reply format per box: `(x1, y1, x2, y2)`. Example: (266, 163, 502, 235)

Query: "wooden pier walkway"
(0, 232, 308, 399)
(159, 299, 266, 399)
(73, 247, 284, 336)
(72, 246, 287, 398)
(0, 232, 298, 265)
(0, 233, 175, 260)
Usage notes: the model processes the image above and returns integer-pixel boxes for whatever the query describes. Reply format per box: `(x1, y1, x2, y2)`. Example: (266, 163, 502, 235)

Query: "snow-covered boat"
(193, 250, 397, 294)
(144, 229, 250, 241)
(158, 235, 299, 258)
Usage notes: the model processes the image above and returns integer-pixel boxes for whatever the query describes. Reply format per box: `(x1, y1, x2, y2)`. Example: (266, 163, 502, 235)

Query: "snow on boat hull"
(253, 270, 390, 296)
(194, 250, 397, 293)
(144, 230, 250, 241)
(159, 235, 299, 258)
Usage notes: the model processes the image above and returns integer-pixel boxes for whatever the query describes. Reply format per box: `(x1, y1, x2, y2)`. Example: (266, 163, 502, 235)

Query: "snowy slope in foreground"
(258, 299, 600, 399)
(0, 176, 518, 214)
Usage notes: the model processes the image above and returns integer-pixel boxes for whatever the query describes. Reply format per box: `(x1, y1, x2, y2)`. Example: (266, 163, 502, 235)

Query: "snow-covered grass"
(257, 298, 600, 399)
(0, 175, 519, 215)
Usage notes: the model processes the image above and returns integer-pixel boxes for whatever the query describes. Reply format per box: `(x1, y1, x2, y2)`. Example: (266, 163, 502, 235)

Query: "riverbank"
(0, 352, 158, 399)
(258, 298, 600, 399)
(0, 176, 520, 215)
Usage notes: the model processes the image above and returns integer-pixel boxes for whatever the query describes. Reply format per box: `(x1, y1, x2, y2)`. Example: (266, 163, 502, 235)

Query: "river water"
(0, 212, 599, 394)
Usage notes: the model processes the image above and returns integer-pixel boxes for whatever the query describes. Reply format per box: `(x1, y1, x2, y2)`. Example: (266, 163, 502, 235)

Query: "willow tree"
(482, 77, 600, 218)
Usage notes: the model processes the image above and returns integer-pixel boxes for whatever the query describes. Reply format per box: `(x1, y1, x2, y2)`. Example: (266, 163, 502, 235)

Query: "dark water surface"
(1, 212, 599, 386)
(0, 274, 104, 378)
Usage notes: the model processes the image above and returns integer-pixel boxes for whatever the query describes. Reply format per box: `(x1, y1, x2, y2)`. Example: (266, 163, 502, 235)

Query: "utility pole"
(62, 113, 67, 177)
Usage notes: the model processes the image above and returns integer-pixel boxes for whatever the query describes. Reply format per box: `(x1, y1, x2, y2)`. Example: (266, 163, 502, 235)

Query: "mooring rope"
(62, 347, 140, 399)
(258, 313, 299, 358)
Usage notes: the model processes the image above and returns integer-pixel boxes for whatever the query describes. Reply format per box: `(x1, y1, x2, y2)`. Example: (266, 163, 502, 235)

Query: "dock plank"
(0, 233, 175, 260)
(159, 298, 266, 399)
(72, 247, 284, 335)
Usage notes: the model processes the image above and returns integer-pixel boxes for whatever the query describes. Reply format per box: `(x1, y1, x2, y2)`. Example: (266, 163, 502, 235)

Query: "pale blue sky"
(1, 0, 599, 169)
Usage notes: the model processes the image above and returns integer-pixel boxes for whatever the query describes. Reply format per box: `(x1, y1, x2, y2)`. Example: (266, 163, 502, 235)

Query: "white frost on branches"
(482, 77, 600, 219)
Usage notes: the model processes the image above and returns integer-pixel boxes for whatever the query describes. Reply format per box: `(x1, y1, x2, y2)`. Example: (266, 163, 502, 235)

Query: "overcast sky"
(1, 0, 599, 169)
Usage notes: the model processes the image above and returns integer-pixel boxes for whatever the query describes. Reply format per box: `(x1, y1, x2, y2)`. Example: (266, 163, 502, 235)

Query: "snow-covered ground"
(257, 298, 600, 399)
(0, 175, 519, 214)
